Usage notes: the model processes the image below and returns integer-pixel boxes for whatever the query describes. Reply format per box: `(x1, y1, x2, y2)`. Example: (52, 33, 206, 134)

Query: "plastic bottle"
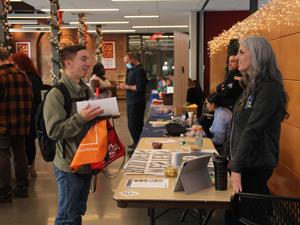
(195, 127, 203, 149)
(192, 115, 198, 125)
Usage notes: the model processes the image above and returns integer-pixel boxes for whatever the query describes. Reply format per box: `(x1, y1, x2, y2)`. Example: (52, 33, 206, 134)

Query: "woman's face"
(206, 101, 215, 112)
(237, 44, 251, 73)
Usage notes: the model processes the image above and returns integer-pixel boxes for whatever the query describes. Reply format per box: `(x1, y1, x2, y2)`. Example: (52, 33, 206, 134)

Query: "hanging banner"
(102, 41, 116, 69)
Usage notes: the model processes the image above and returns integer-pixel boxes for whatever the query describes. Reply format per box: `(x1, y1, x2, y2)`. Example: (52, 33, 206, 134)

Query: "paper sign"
(119, 190, 139, 196)
(76, 97, 119, 116)
(126, 178, 169, 188)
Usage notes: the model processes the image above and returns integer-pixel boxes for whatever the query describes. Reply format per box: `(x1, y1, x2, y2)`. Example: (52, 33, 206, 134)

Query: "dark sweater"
(216, 69, 243, 108)
(229, 80, 285, 173)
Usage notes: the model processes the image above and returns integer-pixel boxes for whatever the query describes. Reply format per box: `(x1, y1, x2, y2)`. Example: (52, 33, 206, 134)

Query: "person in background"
(229, 36, 289, 195)
(204, 93, 232, 153)
(43, 45, 103, 224)
(0, 48, 33, 203)
(119, 52, 147, 150)
(157, 75, 167, 99)
(89, 62, 113, 98)
(216, 54, 243, 110)
(10, 52, 43, 179)
(186, 79, 204, 116)
(166, 73, 174, 87)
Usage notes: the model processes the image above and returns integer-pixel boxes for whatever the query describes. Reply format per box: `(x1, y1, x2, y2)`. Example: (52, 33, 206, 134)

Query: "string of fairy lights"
(78, 13, 88, 47)
(208, 0, 300, 56)
(95, 25, 103, 63)
(49, 0, 61, 82)
(0, 0, 13, 52)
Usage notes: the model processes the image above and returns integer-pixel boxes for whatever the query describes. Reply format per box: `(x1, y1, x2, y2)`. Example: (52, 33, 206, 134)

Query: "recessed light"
(7, 14, 51, 19)
(88, 29, 136, 33)
(124, 15, 159, 18)
(132, 25, 188, 28)
(69, 21, 129, 25)
(8, 20, 38, 25)
(9, 28, 50, 33)
(41, 8, 119, 12)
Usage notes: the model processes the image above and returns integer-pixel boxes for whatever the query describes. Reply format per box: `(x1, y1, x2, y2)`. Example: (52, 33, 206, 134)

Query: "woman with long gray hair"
(229, 35, 289, 194)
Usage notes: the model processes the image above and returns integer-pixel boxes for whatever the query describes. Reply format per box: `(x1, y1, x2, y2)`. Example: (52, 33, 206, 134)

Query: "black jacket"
(216, 69, 243, 108)
(229, 79, 285, 173)
(126, 64, 147, 105)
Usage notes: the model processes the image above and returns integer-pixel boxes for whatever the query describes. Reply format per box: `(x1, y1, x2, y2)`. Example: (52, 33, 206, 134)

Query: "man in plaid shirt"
(0, 47, 33, 203)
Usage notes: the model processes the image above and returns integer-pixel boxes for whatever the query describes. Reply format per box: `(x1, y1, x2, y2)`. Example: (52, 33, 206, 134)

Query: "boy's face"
(65, 49, 91, 79)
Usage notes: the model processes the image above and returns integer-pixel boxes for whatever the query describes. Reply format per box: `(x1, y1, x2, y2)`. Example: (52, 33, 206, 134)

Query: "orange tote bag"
(70, 120, 108, 171)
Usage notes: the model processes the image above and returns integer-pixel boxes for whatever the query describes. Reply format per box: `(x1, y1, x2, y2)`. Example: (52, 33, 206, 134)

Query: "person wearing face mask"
(119, 52, 148, 151)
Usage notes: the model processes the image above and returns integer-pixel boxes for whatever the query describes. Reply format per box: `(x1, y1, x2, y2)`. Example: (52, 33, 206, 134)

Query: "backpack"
(36, 82, 90, 162)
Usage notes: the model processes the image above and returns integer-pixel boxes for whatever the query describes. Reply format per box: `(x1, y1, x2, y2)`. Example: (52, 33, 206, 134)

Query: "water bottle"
(195, 128, 203, 149)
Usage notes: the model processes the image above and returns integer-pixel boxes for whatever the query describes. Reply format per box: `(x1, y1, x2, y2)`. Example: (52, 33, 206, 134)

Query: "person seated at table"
(89, 62, 114, 98)
(157, 75, 167, 99)
(166, 73, 174, 87)
(186, 79, 204, 116)
(204, 93, 232, 153)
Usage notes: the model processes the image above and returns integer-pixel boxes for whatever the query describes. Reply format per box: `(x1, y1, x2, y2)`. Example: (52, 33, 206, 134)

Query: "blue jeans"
(54, 166, 92, 225)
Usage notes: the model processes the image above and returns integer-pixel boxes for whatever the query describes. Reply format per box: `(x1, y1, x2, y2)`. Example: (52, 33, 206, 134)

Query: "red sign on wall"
(102, 41, 116, 69)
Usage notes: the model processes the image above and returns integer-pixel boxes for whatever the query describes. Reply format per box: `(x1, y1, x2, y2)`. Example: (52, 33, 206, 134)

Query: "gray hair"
(237, 35, 288, 120)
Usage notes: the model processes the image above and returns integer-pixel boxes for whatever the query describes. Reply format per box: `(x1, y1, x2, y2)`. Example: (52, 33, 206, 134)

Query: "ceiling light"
(21, 25, 49, 29)
(124, 15, 159, 18)
(112, 0, 158, 1)
(112, 0, 178, 1)
(7, 14, 51, 19)
(132, 25, 188, 28)
(88, 29, 136, 33)
(41, 8, 119, 12)
(9, 28, 50, 33)
(69, 21, 129, 25)
(8, 20, 38, 25)
(10, 0, 23, 2)
(61, 26, 77, 29)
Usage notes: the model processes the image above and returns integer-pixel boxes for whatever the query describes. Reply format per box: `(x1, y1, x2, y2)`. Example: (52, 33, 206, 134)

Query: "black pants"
(241, 168, 273, 194)
(225, 168, 273, 225)
(0, 135, 28, 191)
(127, 103, 146, 146)
(25, 132, 36, 166)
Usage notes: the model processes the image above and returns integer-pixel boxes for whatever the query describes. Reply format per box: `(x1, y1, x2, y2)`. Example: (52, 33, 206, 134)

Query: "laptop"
(173, 154, 211, 194)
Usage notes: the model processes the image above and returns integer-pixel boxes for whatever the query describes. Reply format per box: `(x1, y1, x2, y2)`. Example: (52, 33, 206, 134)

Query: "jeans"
(54, 166, 92, 225)
(127, 103, 146, 145)
(0, 135, 28, 191)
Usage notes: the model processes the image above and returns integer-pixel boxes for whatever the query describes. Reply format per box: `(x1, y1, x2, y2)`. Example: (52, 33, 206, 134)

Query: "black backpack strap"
(55, 83, 72, 117)
(54, 83, 72, 159)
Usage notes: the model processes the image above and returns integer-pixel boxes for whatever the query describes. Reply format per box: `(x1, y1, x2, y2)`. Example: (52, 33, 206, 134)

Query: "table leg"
(180, 208, 188, 222)
(202, 210, 214, 225)
(149, 208, 155, 225)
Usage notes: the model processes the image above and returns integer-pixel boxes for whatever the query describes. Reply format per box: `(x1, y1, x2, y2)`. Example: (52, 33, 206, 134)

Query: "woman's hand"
(231, 172, 242, 193)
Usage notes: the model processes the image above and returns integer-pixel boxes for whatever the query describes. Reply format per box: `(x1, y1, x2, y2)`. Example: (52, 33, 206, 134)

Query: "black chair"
(231, 192, 300, 225)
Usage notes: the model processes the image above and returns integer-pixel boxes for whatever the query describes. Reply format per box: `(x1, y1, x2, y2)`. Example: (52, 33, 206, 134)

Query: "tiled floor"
(0, 100, 225, 225)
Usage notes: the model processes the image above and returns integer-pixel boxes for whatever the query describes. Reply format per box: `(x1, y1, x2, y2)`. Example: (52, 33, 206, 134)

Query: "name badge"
(245, 95, 254, 109)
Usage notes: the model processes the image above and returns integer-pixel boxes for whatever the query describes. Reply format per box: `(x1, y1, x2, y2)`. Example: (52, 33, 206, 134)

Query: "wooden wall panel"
(209, 50, 227, 93)
(279, 122, 300, 176)
(270, 34, 300, 81)
(268, 161, 300, 198)
(283, 80, 300, 128)
(173, 31, 189, 108)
